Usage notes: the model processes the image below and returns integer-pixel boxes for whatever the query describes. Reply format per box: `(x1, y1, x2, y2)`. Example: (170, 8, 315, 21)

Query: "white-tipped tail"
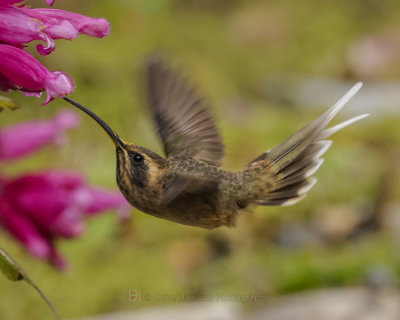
(245, 82, 367, 207)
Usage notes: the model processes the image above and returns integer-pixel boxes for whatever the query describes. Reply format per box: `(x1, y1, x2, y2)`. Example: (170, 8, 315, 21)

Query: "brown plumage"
(63, 58, 368, 228)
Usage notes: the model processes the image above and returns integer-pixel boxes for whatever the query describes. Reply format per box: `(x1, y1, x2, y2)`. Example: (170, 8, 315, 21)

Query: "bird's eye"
(132, 153, 144, 165)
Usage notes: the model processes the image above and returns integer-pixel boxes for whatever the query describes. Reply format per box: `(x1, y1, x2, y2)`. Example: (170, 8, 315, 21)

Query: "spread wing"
(146, 58, 225, 167)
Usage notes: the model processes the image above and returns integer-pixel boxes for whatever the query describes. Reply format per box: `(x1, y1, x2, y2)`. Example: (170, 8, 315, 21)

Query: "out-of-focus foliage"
(0, 95, 20, 112)
(0, 0, 399, 319)
(0, 248, 60, 320)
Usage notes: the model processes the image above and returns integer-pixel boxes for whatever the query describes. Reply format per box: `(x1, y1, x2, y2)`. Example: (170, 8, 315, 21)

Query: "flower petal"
(0, 0, 56, 4)
(54, 109, 81, 129)
(36, 32, 56, 55)
(49, 248, 67, 270)
(1, 171, 88, 237)
(20, 8, 111, 38)
(0, 1, 24, 5)
(0, 44, 75, 103)
(42, 71, 75, 104)
(0, 72, 17, 91)
(0, 200, 52, 259)
(52, 206, 86, 237)
(85, 186, 131, 220)
(0, 173, 7, 185)
(0, 169, 126, 269)
(0, 191, 66, 270)
(0, 109, 80, 160)
(0, 6, 55, 55)
(19, 90, 42, 98)
(42, 20, 79, 40)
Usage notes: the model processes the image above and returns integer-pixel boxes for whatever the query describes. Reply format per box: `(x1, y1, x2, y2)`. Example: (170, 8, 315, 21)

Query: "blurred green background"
(1, 0, 400, 319)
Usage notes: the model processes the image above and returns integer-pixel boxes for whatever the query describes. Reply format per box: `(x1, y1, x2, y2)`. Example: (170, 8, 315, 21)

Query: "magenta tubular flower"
(0, 44, 74, 104)
(86, 187, 132, 220)
(0, 1, 111, 103)
(0, 72, 16, 91)
(0, 109, 80, 160)
(0, 0, 55, 5)
(0, 171, 130, 269)
(20, 8, 111, 39)
(40, 19, 79, 41)
(0, 0, 23, 4)
(0, 6, 55, 55)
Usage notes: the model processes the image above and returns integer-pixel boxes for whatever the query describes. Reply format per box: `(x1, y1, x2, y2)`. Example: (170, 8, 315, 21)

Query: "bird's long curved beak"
(63, 97, 126, 149)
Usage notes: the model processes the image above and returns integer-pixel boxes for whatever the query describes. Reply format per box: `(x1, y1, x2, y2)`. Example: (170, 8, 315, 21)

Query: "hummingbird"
(63, 58, 368, 229)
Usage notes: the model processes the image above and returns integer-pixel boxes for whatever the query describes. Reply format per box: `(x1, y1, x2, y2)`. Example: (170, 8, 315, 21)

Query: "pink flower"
(0, 0, 55, 6)
(40, 19, 79, 41)
(0, 1, 23, 5)
(0, 72, 16, 91)
(0, 44, 74, 104)
(0, 6, 55, 55)
(0, 171, 130, 269)
(0, 109, 80, 160)
(20, 8, 111, 39)
(86, 187, 132, 221)
(0, 0, 110, 103)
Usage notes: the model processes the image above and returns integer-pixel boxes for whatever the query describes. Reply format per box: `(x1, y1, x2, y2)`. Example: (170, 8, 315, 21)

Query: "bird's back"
(157, 158, 244, 228)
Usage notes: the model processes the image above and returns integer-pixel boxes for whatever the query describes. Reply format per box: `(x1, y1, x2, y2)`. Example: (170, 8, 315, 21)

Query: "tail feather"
(278, 159, 323, 189)
(279, 156, 321, 178)
(259, 178, 317, 201)
(248, 151, 269, 165)
(319, 113, 369, 139)
(243, 82, 367, 207)
(267, 82, 363, 171)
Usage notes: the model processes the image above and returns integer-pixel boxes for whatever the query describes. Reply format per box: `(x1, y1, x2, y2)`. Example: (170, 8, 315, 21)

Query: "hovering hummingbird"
(63, 58, 368, 229)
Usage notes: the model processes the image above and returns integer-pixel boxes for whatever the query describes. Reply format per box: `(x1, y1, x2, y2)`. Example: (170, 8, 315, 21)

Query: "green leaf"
(0, 248, 60, 320)
(0, 95, 21, 112)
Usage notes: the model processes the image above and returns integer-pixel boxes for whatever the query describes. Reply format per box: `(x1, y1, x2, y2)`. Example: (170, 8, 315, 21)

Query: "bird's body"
(64, 57, 368, 229)
(116, 146, 243, 228)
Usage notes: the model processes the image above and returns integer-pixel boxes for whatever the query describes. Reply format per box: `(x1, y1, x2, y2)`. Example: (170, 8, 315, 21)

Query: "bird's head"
(116, 143, 167, 192)
(62, 97, 168, 197)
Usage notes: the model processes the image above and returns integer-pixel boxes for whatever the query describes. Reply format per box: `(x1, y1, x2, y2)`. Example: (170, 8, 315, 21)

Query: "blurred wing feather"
(147, 58, 225, 166)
